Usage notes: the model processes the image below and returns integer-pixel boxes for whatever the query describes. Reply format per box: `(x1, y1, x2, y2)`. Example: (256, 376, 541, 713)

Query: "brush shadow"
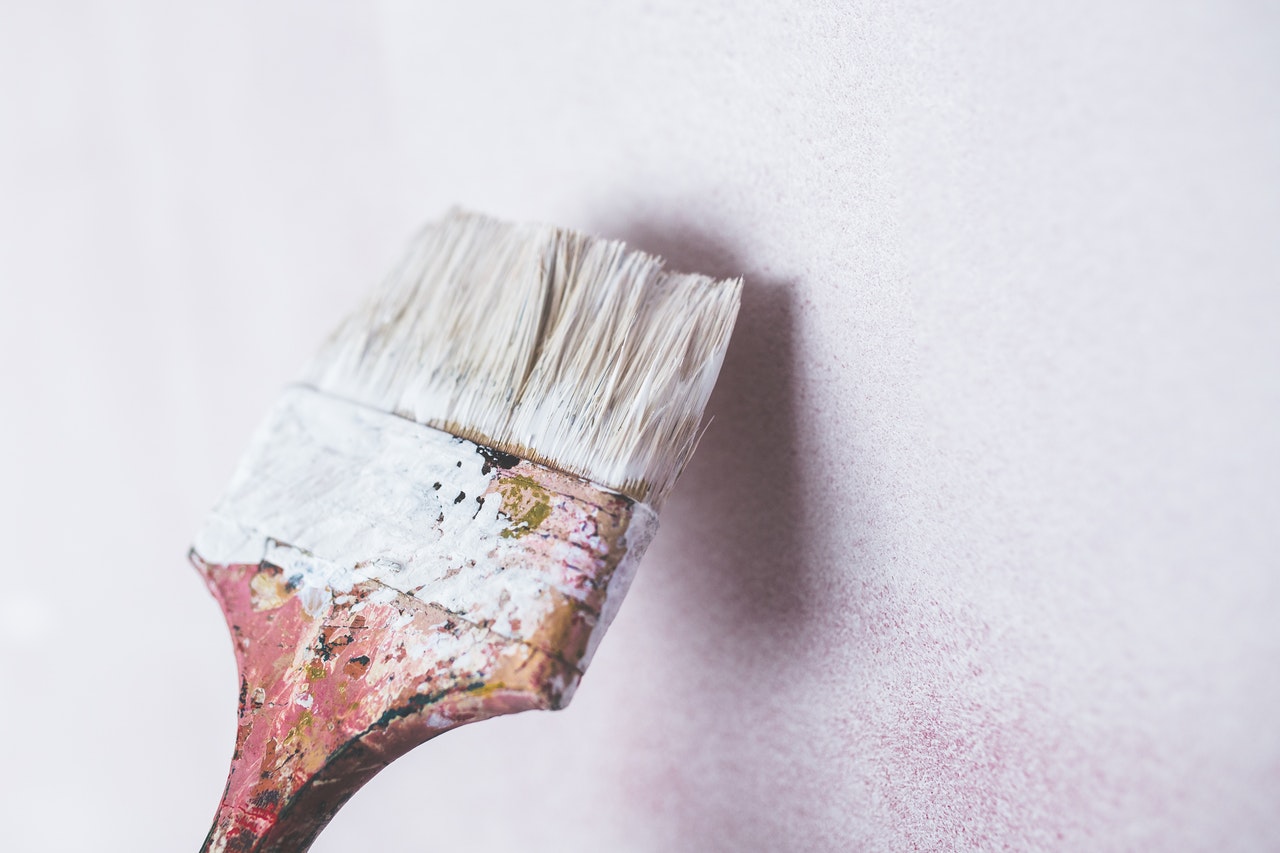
(619, 220, 809, 636)
(593, 214, 819, 846)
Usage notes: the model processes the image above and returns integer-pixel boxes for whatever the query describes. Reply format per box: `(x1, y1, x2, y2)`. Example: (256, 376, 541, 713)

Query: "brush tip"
(307, 209, 741, 507)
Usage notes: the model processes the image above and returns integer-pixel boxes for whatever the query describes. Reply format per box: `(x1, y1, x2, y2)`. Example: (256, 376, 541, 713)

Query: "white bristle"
(306, 209, 741, 507)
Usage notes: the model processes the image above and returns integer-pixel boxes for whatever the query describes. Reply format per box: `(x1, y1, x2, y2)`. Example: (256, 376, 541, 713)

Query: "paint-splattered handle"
(191, 459, 658, 852)
(196, 562, 581, 852)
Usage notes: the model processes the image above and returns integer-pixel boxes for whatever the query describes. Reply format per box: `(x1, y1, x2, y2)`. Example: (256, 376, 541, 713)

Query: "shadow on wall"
(594, 213, 829, 846)
(615, 218, 814, 645)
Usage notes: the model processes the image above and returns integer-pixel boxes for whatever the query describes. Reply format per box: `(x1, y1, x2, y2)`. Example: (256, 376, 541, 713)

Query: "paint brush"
(191, 210, 741, 852)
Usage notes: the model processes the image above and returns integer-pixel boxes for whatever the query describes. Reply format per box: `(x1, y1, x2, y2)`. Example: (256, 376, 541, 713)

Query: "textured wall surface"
(1, 2, 1277, 851)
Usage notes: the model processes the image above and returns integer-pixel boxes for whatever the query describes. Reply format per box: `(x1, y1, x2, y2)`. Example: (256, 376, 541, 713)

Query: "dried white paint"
(193, 386, 657, 670)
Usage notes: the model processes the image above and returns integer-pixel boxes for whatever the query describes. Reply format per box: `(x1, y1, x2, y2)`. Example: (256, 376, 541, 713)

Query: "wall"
(1, 2, 1277, 850)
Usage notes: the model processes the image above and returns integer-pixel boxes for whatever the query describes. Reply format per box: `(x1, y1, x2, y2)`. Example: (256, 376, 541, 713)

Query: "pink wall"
(1, 2, 1276, 850)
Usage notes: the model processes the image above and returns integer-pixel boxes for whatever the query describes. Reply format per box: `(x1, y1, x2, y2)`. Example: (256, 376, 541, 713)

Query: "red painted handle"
(195, 561, 575, 853)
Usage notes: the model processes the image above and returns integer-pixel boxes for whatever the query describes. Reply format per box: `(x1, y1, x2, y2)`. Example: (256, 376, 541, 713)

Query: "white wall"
(1, 2, 1277, 850)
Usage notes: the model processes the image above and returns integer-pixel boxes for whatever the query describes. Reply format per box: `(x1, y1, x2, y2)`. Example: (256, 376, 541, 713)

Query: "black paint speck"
(477, 445, 520, 474)
(453, 491, 466, 504)
(251, 789, 281, 809)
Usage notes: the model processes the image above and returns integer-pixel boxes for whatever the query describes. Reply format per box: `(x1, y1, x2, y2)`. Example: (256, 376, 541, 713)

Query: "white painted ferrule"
(194, 386, 658, 676)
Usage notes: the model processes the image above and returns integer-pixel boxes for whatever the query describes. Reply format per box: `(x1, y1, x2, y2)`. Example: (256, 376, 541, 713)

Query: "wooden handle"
(195, 561, 575, 852)
(193, 460, 656, 852)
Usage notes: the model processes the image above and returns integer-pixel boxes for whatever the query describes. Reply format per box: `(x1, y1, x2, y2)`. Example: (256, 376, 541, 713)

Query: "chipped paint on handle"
(192, 388, 657, 852)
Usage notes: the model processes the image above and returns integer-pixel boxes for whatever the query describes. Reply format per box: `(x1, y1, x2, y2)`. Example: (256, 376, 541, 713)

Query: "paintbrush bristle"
(306, 209, 741, 507)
